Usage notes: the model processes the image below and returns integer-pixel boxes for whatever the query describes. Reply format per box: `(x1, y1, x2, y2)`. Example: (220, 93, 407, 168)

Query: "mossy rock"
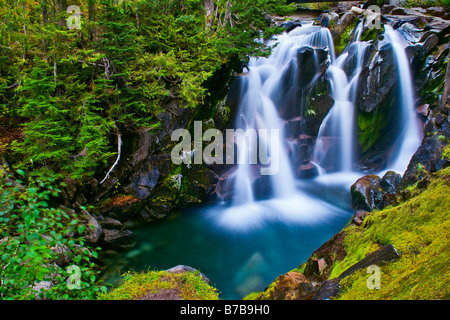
(97, 268, 219, 300)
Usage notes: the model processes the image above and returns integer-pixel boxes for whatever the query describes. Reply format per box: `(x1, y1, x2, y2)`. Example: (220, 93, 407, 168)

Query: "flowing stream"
(105, 23, 422, 300)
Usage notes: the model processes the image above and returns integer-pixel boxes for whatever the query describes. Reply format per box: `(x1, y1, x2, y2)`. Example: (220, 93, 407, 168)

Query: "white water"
(382, 25, 422, 175)
(313, 22, 371, 173)
(218, 25, 340, 230)
(219, 23, 422, 230)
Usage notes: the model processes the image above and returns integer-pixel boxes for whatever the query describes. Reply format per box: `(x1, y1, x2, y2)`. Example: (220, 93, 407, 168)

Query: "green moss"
(97, 269, 219, 300)
(360, 24, 384, 43)
(328, 167, 450, 299)
(357, 110, 388, 153)
(243, 292, 262, 300)
(334, 18, 359, 57)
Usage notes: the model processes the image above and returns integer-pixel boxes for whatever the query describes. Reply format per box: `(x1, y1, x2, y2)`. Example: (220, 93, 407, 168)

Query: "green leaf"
(16, 169, 25, 177)
(36, 272, 45, 281)
(78, 225, 85, 234)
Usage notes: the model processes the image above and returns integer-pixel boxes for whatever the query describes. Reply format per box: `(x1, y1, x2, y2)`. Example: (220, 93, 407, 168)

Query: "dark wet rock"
(178, 168, 219, 205)
(314, 13, 332, 27)
(275, 46, 330, 120)
(401, 119, 450, 188)
(381, 5, 396, 15)
(416, 104, 430, 119)
(426, 7, 446, 18)
(98, 216, 123, 229)
(340, 244, 399, 279)
(381, 170, 402, 194)
(356, 43, 397, 114)
(282, 20, 302, 33)
(296, 162, 319, 179)
(310, 278, 340, 300)
(79, 210, 103, 244)
(101, 228, 135, 248)
(130, 128, 158, 167)
(125, 157, 160, 200)
(97, 195, 139, 222)
(351, 171, 401, 211)
(382, 192, 398, 208)
(303, 231, 347, 282)
(329, 12, 357, 39)
(350, 174, 383, 212)
(435, 113, 447, 127)
(390, 7, 407, 15)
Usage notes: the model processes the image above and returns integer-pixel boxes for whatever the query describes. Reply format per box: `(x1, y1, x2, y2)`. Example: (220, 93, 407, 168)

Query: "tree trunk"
(88, 0, 96, 41)
(204, 0, 215, 28)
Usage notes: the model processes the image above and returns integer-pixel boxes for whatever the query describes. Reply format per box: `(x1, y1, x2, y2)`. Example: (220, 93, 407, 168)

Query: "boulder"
(416, 104, 430, 119)
(296, 162, 320, 179)
(426, 7, 446, 18)
(101, 228, 135, 248)
(97, 195, 139, 222)
(350, 174, 383, 212)
(381, 170, 401, 194)
(98, 216, 123, 229)
(166, 265, 211, 284)
(79, 210, 103, 244)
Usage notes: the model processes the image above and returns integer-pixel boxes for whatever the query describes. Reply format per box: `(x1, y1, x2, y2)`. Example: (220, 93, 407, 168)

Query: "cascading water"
(313, 21, 371, 174)
(383, 25, 422, 174)
(217, 25, 342, 229)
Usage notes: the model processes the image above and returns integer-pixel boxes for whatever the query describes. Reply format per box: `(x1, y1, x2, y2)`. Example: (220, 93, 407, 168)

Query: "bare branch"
(100, 124, 122, 184)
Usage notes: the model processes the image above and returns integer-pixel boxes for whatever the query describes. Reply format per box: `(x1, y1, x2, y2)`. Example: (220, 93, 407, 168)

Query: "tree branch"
(100, 124, 122, 184)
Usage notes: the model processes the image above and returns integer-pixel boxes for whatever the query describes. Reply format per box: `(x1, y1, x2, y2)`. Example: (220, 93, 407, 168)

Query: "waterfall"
(383, 25, 422, 174)
(217, 22, 422, 230)
(233, 25, 335, 205)
(217, 25, 340, 229)
(313, 22, 371, 173)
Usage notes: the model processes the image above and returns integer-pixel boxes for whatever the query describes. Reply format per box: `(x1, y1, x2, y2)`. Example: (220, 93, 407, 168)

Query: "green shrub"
(0, 167, 104, 299)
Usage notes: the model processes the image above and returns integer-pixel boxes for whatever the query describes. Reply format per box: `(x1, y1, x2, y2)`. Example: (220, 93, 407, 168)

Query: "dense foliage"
(0, 167, 103, 299)
(0, 0, 294, 299)
(0, 0, 294, 180)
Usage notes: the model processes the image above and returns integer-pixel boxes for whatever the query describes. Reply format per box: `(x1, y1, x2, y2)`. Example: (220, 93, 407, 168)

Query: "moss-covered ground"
(334, 167, 450, 300)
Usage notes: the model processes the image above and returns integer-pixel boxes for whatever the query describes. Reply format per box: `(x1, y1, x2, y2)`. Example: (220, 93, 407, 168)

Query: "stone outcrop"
(350, 171, 402, 212)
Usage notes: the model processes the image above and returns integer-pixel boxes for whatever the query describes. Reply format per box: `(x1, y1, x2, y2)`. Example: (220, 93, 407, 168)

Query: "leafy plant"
(0, 167, 104, 299)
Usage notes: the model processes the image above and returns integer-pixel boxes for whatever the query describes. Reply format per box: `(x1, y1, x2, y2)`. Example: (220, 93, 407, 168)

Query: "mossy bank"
(247, 166, 450, 300)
